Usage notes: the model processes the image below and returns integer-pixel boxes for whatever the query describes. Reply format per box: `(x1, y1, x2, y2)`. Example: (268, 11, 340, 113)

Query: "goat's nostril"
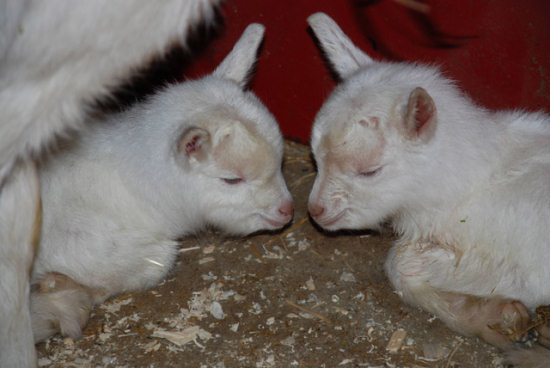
(278, 201, 294, 217)
(308, 203, 325, 217)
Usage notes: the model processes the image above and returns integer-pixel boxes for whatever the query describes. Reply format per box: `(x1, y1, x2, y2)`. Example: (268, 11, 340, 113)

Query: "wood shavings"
(256, 353, 276, 367)
(299, 312, 313, 319)
(63, 337, 74, 349)
(297, 239, 311, 252)
(201, 271, 217, 281)
(145, 258, 165, 267)
(445, 340, 463, 368)
(98, 331, 112, 344)
(248, 243, 264, 263)
(152, 325, 211, 347)
(150, 290, 162, 297)
(280, 336, 295, 347)
(285, 299, 331, 325)
(305, 277, 316, 291)
(421, 342, 450, 361)
(282, 217, 308, 237)
(340, 271, 356, 282)
(338, 358, 354, 365)
(198, 256, 215, 264)
(143, 340, 161, 353)
(249, 302, 263, 315)
(180, 282, 234, 322)
(290, 172, 315, 189)
(179, 246, 200, 253)
(152, 327, 198, 346)
(262, 244, 285, 259)
(386, 329, 407, 353)
(38, 358, 52, 367)
(210, 301, 225, 320)
(100, 297, 133, 314)
(333, 306, 349, 316)
(144, 322, 157, 330)
(233, 293, 246, 302)
(202, 245, 216, 254)
(197, 328, 212, 341)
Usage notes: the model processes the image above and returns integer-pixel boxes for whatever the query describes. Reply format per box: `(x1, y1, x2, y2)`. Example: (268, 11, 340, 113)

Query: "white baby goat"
(31, 23, 293, 345)
(307, 12, 550, 367)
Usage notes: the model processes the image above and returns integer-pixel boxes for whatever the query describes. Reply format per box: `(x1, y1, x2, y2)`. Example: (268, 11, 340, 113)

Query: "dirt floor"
(36, 141, 507, 368)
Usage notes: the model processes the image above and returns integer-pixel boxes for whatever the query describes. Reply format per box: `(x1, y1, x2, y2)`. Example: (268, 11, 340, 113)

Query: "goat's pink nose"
(308, 202, 325, 218)
(278, 200, 294, 218)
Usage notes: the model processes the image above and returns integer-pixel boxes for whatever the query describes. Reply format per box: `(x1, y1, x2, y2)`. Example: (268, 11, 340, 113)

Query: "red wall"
(184, 0, 550, 143)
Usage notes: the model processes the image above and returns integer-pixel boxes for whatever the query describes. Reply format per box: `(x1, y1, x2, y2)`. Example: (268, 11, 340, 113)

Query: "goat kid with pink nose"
(307, 12, 550, 366)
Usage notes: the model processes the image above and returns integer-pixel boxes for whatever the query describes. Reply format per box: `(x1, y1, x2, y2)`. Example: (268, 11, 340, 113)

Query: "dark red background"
(184, 0, 550, 143)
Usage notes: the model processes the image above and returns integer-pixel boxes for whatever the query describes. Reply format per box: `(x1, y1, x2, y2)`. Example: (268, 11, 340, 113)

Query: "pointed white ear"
(307, 12, 374, 79)
(358, 117, 380, 130)
(404, 87, 437, 142)
(213, 23, 265, 88)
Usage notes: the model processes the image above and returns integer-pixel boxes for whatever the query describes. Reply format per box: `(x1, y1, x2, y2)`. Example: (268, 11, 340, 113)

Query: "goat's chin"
(310, 209, 347, 230)
(211, 216, 284, 237)
(335, 210, 386, 232)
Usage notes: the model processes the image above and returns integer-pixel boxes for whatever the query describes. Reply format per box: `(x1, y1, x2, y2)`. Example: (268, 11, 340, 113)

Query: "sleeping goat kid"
(307, 12, 550, 366)
(31, 24, 293, 342)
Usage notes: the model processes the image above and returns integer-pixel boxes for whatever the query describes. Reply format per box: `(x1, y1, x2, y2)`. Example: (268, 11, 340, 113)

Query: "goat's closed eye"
(222, 177, 244, 185)
(359, 167, 382, 178)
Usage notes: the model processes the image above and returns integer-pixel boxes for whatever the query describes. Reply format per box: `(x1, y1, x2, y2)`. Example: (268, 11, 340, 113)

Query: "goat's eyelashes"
(221, 177, 244, 185)
(358, 167, 382, 178)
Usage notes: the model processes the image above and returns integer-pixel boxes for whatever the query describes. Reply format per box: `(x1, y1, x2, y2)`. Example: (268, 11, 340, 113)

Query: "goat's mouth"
(259, 214, 290, 228)
(313, 209, 347, 228)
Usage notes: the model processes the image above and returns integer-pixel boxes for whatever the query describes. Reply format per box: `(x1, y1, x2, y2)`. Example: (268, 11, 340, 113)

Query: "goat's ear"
(307, 12, 373, 79)
(178, 127, 211, 162)
(404, 87, 437, 142)
(213, 23, 265, 89)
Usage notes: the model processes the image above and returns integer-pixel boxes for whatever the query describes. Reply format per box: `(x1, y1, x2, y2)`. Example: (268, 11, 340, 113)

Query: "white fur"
(33, 22, 292, 343)
(0, 160, 39, 367)
(0, 1, 218, 366)
(308, 12, 550, 366)
(0, 0, 218, 175)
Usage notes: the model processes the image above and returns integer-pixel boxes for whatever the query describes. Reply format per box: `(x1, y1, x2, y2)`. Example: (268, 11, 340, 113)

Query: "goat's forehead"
(313, 95, 389, 141)
(316, 123, 385, 172)
(215, 127, 280, 179)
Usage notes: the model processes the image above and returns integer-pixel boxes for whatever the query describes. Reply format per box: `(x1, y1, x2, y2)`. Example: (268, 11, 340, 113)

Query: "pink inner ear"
(413, 94, 434, 133)
(358, 117, 379, 129)
(185, 135, 201, 155)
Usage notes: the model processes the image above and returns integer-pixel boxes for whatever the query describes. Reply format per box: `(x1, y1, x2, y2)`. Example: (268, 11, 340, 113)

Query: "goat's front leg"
(385, 241, 531, 349)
